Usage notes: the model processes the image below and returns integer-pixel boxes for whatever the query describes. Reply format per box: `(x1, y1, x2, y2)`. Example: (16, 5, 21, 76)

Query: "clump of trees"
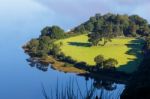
(94, 54, 118, 70)
(73, 13, 150, 46)
(104, 58, 118, 69)
(25, 25, 66, 58)
(50, 44, 61, 58)
(94, 55, 105, 68)
(40, 26, 65, 39)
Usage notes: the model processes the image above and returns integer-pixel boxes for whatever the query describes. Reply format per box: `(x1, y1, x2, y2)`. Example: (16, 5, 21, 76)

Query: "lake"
(0, 0, 125, 99)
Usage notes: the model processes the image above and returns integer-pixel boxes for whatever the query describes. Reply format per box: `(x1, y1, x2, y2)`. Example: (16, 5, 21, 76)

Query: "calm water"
(0, 0, 125, 99)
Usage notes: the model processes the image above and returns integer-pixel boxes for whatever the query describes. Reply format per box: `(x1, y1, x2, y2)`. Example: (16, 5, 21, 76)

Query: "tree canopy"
(94, 55, 105, 68)
(103, 58, 118, 69)
(73, 13, 150, 46)
(94, 54, 118, 69)
(41, 26, 65, 39)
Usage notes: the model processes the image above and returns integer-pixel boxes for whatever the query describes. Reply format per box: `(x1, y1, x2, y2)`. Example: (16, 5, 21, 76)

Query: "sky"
(34, 0, 150, 29)
(0, 0, 150, 31)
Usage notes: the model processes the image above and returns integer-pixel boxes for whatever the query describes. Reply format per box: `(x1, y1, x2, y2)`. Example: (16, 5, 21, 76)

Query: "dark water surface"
(0, 0, 125, 99)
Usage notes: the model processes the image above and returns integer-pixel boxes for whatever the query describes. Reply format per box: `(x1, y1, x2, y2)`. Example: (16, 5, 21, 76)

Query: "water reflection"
(93, 80, 116, 90)
(26, 58, 125, 99)
(26, 58, 49, 72)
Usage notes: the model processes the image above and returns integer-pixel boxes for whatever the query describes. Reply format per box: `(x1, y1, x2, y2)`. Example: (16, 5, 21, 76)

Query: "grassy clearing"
(57, 34, 144, 73)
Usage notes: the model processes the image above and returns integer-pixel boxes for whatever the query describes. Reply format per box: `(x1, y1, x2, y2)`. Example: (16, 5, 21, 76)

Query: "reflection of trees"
(26, 58, 49, 72)
(79, 73, 117, 91)
(79, 74, 119, 99)
(93, 80, 116, 90)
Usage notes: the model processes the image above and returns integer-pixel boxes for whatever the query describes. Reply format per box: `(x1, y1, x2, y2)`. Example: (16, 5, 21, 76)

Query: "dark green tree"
(113, 25, 121, 36)
(138, 25, 150, 36)
(84, 22, 94, 32)
(41, 26, 65, 39)
(51, 44, 61, 58)
(73, 13, 150, 39)
(74, 25, 86, 33)
(94, 55, 105, 68)
(103, 58, 118, 69)
(26, 39, 39, 54)
(128, 23, 137, 37)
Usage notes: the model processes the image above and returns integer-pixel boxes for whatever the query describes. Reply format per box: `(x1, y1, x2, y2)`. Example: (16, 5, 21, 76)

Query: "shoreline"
(23, 45, 87, 74)
(23, 44, 135, 74)
(23, 46, 131, 82)
(39, 55, 87, 74)
(24, 47, 87, 74)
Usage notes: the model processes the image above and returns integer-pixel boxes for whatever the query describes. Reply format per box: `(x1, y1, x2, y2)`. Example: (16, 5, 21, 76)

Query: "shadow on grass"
(118, 39, 144, 73)
(68, 42, 91, 47)
(67, 39, 144, 73)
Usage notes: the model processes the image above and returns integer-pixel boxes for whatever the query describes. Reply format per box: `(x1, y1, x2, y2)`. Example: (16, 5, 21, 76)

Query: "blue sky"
(34, 0, 150, 30)
(35, 0, 150, 21)
(0, 0, 150, 30)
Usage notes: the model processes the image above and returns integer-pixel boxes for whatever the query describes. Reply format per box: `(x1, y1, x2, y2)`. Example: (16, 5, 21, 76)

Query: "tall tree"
(51, 44, 61, 58)
(41, 26, 65, 39)
(94, 55, 105, 68)
(128, 23, 137, 37)
(103, 58, 118, 69)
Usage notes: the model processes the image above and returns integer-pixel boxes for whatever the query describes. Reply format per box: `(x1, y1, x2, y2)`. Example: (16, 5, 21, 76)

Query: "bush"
(94, 55, 105, 68)
(103, 58, 118, 69)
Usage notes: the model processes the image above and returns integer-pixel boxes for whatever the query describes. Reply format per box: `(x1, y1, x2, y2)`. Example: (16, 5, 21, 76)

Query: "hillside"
(57, 34, 144, 73)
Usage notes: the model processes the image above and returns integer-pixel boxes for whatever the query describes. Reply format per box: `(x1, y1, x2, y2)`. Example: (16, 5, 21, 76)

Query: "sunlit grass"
(57, 34, 143, 72)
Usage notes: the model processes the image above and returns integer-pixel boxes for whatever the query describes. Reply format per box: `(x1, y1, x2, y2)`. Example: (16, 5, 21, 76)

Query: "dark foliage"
(73, 13, 150, 46)
(121, 36, 150, 99)
(41, 26, 65, 39)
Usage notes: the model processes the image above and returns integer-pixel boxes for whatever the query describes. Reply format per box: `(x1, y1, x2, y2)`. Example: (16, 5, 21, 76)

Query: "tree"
(94, 55, 105, 68)
(99, 24, 113, 45)
(129, 15, 147, 26)
(84, 22, 94, 32)
(39, 36, 54, 49)
(113, 25, 119, 36)
(95, 13, 101, 20)
(103, 58, 118, 69)
(138, 25, 150, 36)
(74, 25, 86, 33)
(127, 23, 137, 37)
(89, 16, 97, 23)
(88, 33, 101, 46)
(41, 26, 65, 39)
(88, 24, 114, 46)
(51, 44, 61, 57)
(26, 39, 39, 54)
(37, 36, 54, 57)
(73, 13, 150, 38)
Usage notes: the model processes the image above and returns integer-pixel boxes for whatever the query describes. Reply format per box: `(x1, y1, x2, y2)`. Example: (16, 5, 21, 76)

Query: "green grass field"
(57, 34, 144, 73)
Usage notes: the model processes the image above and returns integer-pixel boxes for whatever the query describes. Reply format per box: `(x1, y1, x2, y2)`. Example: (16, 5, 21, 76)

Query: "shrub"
(103, 58, 118, 69)
(94, 55, 105, 68)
